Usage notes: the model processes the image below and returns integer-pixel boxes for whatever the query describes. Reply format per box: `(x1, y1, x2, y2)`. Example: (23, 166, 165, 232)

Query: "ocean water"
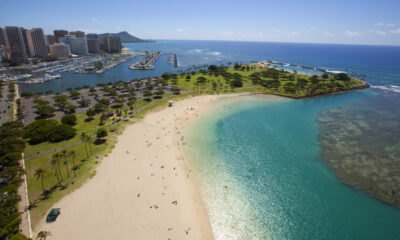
(127, 40, 400, 87)
(318, 91, 400, 207)
(185, 92, 400, 240)
(20, 40, 400, 93)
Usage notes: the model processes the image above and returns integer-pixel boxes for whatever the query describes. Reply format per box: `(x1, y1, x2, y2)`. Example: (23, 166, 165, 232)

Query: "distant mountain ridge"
(99, 31, 154, 43)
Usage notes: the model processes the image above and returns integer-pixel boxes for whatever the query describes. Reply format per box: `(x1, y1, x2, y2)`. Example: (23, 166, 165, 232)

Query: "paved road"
(0, 84, 11, 125)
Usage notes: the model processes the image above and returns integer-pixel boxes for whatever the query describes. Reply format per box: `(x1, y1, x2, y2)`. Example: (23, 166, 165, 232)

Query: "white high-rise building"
(60, 35, 88, 55)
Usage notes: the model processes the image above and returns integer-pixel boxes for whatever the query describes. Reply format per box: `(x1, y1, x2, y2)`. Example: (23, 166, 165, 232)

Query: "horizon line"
(139, 38, 400, 47)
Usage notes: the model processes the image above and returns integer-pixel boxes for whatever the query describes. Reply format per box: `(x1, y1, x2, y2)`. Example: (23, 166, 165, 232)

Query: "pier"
(163, 53, 178, 67)
(173, 54, 178, 67)
(129, 52, 161, 70)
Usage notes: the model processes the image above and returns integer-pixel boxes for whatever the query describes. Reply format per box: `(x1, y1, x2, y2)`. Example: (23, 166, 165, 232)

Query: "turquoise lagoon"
(184, 90, 400, 240)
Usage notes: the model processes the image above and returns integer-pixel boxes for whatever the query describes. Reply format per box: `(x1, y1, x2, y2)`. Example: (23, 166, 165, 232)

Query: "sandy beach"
(33, 94, 246, 240)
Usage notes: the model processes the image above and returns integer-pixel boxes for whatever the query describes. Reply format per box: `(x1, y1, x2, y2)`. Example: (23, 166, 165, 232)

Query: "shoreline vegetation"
(1, 62, 370, 239)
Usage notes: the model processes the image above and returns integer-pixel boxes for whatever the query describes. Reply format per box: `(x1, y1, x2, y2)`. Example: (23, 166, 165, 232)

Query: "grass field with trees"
(20, 63, 367, 230)
(163, 63, 366, 97)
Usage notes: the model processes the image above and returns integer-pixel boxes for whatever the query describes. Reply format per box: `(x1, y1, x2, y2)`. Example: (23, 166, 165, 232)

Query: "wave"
(326, 70, 347, 74)
(208, 51, 221, 56)
(372, 85, 400, 93)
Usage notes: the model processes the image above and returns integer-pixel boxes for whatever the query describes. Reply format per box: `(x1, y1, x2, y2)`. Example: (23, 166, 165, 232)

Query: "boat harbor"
(129, 52, 161, 70)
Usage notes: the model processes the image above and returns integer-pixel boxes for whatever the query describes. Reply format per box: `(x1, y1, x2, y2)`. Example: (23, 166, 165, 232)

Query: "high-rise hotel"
(5, 26, 27, 64)
(26, 28, 48, 58)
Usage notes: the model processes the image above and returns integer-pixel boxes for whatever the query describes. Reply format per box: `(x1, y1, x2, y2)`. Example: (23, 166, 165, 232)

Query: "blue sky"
(1, 0, 400, 45)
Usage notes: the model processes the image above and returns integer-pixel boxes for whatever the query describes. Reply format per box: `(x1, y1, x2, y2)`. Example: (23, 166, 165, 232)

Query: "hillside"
(99, 31, 154, 43)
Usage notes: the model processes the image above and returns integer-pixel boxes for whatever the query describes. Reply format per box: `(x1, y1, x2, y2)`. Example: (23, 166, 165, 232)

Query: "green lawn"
(170, 66, 365, 98)
(23, 64, 366, 229)
(172, 67, 261, 92)
(24, 95, 177, 228)
(24, 113, 114, 158)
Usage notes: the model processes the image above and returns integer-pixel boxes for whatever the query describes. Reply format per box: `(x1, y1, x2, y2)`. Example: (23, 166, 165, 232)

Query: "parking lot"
(0, 84, 11, 125)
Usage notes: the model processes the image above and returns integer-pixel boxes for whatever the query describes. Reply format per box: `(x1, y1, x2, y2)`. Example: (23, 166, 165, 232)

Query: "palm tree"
(72, 165, 79, 177)
(51, 156, 61, 185)
(69, 150, 77, 169)
(80, 132, 89, 158)
(63, 159, 70, 178)
(34, 168, 47, 192)
(52, 153, 63, 182)
(61, 150, 70, 178)
(85, 135, 92, 155)
(56, 153, 63, 182)
(36, 230, 52, 240)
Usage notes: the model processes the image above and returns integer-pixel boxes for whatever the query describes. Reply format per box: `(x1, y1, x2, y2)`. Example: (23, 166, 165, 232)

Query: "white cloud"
(175, 28, 184, 33)
(310, 27, 317, 31)
(389, 28, 400, 34)
(272, 28, 280, 33)
(376, 22, 396, 27)
(344, 31, 359, 37)
(375, 30, 387, 36)
(147, 31, 156, 35)
(324, 32, 334, 37)
(288, 31, 299, 37)
(91, 17, 99, 22)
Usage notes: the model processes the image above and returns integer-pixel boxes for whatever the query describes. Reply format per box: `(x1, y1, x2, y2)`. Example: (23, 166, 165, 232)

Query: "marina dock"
(129, 52, 161, 70)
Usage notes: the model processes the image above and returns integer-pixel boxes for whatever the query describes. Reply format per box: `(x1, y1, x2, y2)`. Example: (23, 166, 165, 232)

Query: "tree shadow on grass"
(94, 139, 106, 145)
(40, 189, 53, 201)
(29, 184, 60, 209)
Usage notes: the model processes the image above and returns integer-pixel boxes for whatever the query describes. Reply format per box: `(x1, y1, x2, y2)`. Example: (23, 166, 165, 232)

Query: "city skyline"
(1, 0, 400, 46)
(0, 26, 122, 64)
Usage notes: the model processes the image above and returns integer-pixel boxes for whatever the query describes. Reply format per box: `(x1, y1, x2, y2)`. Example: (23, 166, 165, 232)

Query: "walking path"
(18, 153, 32, 238)
(15, 84, 33, 238)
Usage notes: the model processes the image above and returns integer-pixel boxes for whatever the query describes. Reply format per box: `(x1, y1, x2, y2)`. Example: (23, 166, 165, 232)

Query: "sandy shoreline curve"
(34, 93, 261, 240)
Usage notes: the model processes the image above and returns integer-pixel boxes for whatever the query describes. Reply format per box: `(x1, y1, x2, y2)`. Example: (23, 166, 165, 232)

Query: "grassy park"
(21, 63, 367, 228)
(25, 122, 120, 226)
(167, 64, 366, 97)
(24, 94, 182, 227)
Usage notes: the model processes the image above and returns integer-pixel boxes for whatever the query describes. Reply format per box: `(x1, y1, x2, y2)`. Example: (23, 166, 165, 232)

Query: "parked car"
(46, 208, 61, 222)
